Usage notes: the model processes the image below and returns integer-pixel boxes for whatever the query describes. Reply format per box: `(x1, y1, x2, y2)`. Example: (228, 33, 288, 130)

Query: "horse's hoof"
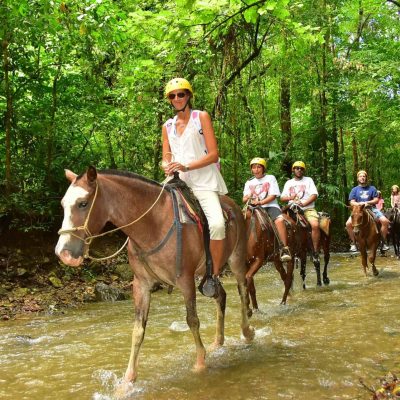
(193, 362, 206, 373)
(373, 270, 379, 276)
(323, 277, 330, 285)
(243, 325, 255, 342)
(114, 380, 135, 400)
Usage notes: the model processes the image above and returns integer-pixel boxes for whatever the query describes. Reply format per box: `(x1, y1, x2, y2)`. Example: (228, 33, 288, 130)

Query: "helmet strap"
(173, 98, 191, 113)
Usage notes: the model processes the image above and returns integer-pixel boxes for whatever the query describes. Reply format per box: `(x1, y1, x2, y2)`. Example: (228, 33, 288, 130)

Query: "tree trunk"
(351, 131, 359, 185)
(45, 64, 62, 185)
(280, 77, 292, 177)
(2, 37, 13, 196)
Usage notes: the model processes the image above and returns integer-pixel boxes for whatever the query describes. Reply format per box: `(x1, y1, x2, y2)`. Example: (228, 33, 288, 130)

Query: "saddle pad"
(318, 215, 330, 236)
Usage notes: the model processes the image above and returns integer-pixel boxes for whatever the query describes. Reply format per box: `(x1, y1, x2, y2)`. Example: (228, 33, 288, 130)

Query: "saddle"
(165, 173, 234, 291)
(166, 173, 233, 229)
(282, 204, 330, 235)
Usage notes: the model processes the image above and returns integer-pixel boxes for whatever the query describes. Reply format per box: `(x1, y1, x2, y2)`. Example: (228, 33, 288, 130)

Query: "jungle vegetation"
(1, 0, 399, 235)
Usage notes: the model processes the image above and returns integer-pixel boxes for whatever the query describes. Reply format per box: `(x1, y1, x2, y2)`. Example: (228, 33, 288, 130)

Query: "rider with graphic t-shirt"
(243, 157, 291, 262)
(280, 161, 321, 260)
(345, 170, 390, 252)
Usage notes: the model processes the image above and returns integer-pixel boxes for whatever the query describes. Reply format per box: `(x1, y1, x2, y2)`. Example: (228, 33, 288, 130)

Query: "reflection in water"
(1, 254, 399, 399)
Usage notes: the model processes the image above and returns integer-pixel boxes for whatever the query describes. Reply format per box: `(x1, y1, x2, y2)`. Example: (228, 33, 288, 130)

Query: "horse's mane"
(77, 169, 162, 187)
(100, 169, 162, 187)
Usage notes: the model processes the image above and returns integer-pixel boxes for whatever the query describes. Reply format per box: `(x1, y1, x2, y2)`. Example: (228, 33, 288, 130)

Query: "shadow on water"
(1, 253, 399, 399)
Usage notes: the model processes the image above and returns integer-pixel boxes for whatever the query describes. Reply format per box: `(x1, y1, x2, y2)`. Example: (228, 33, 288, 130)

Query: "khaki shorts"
(304, 208, 319, 222)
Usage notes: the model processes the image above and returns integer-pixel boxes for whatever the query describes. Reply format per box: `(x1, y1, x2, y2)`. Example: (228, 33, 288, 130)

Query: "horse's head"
(55, 166, 102, 267)
(351, 203, 366, 234)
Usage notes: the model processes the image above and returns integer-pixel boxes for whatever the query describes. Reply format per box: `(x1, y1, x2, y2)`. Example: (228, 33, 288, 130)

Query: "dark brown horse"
(55, 167, 254, 384)
(244, 206, 296, 308)
(350, 204, 380, 276)
(385, 207, 400, 258)
(284, 204, 331, 288)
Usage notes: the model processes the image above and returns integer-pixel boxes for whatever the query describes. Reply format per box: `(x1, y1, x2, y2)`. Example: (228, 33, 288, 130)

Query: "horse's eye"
(78, 201, 88, 209)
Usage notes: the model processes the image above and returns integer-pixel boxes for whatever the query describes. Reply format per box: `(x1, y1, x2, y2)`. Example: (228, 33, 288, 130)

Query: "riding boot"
(280, 246, 292, 262)
(199, 275, 220, 298)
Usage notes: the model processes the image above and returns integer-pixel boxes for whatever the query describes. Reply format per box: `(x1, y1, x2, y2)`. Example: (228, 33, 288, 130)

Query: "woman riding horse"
(162, 78, 227, 297)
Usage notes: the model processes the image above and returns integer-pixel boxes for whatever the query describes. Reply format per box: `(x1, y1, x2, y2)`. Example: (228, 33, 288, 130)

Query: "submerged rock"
(94, 282, 129, 302)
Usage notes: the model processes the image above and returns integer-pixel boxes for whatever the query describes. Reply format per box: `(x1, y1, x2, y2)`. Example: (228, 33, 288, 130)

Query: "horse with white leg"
(55, 166, 254, 386)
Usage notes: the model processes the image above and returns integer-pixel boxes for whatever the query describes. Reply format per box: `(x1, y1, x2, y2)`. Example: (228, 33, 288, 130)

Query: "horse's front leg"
(246, 276, 259, 311)
(369, 240, 379, 276)
(322, 236, 330, 285)
(299, 252, 307, 289)
(179, 276, 207, 371)
(123, 277, 151, 383)
(312, 252, 322, 286)
(358, 242, 369, 276)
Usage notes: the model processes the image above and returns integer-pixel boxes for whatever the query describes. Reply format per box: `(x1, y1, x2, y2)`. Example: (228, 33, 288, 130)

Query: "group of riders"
(162, 77, 398, 296)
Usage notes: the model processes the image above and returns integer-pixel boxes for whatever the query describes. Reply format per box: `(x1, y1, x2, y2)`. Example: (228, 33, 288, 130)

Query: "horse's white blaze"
(55, 184, 89, 256)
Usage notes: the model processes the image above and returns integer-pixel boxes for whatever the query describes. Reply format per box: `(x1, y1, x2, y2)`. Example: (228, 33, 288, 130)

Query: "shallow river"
(1, 253, 400, 400)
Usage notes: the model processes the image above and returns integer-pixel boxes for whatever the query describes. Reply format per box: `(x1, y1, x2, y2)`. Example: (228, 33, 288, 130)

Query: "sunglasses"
(168, 92, 186, 100)
(294, 167, 304, 171)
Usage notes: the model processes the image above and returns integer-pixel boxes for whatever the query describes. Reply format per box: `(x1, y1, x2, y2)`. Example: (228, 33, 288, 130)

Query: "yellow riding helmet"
(165, 78, 193, 97)
(250, 157, 267, 169)
(357, 170, 367, 178)
(292, 161, 306, 170)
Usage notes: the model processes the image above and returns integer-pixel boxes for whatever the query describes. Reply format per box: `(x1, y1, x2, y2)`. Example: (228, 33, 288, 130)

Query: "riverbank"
(0, 230, 133, 320)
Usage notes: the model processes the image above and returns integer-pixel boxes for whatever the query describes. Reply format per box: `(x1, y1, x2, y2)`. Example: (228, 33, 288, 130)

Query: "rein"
(58, 179, 168, 261)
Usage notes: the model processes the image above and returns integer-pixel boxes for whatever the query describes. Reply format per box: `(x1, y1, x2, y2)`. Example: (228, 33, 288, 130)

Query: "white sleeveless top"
(164, 112, 228, 194)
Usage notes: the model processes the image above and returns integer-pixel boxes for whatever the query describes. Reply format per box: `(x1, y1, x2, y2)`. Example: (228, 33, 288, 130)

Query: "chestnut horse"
(55, 167, 254, 384)
(244, 206, 296, 308)
(350, 204, 380, 276)
(284, 204, 331, 288)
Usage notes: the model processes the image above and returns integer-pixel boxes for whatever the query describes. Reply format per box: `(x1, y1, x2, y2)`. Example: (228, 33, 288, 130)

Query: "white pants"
(192, 190, 226, 240)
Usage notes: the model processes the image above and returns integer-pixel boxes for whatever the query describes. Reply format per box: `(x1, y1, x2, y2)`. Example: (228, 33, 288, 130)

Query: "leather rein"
(58, 180, 168, 261)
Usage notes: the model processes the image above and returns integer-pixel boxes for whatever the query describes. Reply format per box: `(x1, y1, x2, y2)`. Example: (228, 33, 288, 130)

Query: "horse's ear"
(86, 165, 97, 183)
(360, 203, 365, 210)
(65, 169, 77, 183)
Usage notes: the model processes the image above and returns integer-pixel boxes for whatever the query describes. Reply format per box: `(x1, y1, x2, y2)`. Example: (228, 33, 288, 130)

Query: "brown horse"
(244, 206, 295, 308)
(350, 204, 380, 276)
(385, 207, 400, 258)
(284, 204, 331, 288)
(55, 166, 254, 384)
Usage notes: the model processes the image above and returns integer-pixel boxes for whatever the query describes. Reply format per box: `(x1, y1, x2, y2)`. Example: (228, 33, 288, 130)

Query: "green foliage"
(0, 0, 399, 233)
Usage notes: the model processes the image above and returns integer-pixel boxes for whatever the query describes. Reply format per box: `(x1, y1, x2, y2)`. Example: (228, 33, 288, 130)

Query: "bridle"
(58, 179, 167, 261)
(351, 206, 378, 233)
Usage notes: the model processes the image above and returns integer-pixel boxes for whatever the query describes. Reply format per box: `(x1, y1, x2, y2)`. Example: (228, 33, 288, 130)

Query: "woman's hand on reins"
(163, 161, 185, 175)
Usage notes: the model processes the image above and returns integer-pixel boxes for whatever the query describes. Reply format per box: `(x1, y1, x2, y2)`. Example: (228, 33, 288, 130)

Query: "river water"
(1, 253, 399, 400)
